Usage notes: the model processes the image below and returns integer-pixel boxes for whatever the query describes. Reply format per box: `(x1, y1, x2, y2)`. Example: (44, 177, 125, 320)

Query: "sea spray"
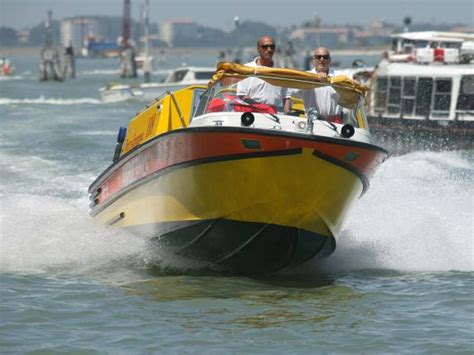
(0, 97, 102, 105)
(319, 151, 474, 272)
(0, 194, 147, 274)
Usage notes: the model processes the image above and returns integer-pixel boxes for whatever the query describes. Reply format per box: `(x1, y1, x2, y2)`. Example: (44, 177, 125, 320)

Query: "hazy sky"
(1, 0, 473, 30)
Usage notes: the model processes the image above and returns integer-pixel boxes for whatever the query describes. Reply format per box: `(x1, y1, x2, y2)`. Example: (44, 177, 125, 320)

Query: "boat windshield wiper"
(322, 120, 338, 132)
(240, 98, 280, 123)
(308, 109, 354, 138)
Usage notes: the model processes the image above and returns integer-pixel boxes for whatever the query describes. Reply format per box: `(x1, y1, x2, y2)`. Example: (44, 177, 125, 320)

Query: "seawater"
(1, 53, 473, 354)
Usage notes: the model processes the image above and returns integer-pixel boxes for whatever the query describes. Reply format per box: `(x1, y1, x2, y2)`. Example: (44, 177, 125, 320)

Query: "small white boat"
(367, 31, 474, 153)
(135, 55, 154, 69)
(99, 66, 216, 102)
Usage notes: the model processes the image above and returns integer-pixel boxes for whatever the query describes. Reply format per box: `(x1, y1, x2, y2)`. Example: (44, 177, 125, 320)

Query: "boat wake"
(0, 96, 102, 105)
(0, 197, 214, 277)
(0, 151, 472, 276)
(81, 69, 120, 76)
(317, 150, 473, 273)
(0, 194, 148, 275)
(0, 75, 25, 81)
(81, 68, 171, 77)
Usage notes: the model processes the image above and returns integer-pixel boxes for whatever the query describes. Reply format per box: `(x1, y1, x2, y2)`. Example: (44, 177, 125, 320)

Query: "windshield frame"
(192, 77, 369, 129)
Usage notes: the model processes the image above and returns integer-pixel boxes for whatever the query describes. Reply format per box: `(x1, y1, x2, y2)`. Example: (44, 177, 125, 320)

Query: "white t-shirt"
(290, 68, 341, 117)
(236, 58, 287, 108)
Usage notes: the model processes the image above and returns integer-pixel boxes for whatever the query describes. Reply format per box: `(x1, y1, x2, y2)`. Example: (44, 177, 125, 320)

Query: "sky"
(1, 0, 473, 30)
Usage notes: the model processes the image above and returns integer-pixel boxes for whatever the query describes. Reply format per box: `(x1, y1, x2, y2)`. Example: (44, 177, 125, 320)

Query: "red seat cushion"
(206, 98, 226, 112)
(232, 103, 277, 114)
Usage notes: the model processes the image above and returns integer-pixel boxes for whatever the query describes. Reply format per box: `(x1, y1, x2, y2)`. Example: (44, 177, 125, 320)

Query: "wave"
(81, 69, 120, 75)
(0, 194, 148, 275)
(0, 75, 25, 81)
(1, 151, 472, 276)
(71, 130, 117, 136)
(0, 150, 97, 202)
(81, 69, 171, 75)
(316, 150, 473, 273)
(0, 96, 102, 105)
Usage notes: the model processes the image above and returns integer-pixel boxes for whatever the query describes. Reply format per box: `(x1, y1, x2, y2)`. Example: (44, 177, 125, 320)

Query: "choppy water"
(1, 52, 473, 353)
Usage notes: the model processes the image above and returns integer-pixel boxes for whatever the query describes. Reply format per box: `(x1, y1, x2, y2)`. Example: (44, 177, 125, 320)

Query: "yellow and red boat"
(89, 62, 388, 274)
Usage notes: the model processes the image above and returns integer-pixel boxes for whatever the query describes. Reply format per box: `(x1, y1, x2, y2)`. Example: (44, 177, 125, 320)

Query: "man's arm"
(283, 86, 296, 113)
(236, 78, 248, 98)
(283, 98, 292, 113)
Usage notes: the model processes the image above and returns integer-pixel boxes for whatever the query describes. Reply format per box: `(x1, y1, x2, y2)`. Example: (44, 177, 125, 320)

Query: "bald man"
(285, 47, 341, 119)
(236, 36, 287, 110)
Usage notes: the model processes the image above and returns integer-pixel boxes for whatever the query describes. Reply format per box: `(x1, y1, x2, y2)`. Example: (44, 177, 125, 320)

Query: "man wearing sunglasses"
(237, 36, 287, 111)
(284, 47, 341, 120)
(313, 47, 334, 80)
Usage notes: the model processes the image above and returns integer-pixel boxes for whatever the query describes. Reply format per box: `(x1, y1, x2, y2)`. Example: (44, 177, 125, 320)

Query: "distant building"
(159, 19, 198, 47)
(351, 21, 393, 46)
(61, 17, 99, 49)
(16, 30, 30, 44)
(289, 27, 352, 48)
(451, 26, 474, 33)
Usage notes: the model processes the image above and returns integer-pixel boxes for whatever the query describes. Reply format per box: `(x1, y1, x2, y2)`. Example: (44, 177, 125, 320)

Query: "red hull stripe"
(90, 128, 387, 206)
(91, 148, 303, 215)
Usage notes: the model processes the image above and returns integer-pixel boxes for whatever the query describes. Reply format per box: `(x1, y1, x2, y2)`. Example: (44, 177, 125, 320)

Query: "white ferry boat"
(368, 31, 474, 153)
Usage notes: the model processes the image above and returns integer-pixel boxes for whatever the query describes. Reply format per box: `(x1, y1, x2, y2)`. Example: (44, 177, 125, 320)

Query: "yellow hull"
(92, 144, 363, 274)
(95, 147, 362, 237)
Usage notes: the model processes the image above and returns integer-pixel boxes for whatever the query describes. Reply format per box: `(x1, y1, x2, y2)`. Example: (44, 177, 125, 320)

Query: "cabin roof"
(210, 62, 368, 108)
(384, 62, 474, 77)
(390, 31, 474, 43)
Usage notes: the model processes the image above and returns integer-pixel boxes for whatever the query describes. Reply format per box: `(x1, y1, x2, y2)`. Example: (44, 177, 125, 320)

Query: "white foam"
(81, 69, 120, 75)
(70, 130, 117, 136)
(0, 194, 148, 274)
(319, 151, 474, 272)
(0, 75, 24, 81)
(0, 96, 101, 105)
(1, 151, 472, 275)
(1, 152, 70, 188)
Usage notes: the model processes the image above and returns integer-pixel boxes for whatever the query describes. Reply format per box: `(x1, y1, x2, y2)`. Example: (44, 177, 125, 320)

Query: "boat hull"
(130, 219, 334, 274)
(90, 127, 387, 274)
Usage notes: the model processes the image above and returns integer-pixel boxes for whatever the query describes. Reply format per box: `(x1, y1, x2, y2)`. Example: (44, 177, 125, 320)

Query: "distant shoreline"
(1, 46, 385, 57)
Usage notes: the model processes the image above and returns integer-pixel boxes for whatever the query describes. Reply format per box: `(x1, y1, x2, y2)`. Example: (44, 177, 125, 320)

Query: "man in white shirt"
(285, 47, 342, 120)
(236, 36, 287, 110)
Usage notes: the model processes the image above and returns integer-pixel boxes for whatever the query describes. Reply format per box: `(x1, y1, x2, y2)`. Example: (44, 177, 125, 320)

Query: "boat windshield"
(193, 75, 369, 129)
(194, 71, 215, 80)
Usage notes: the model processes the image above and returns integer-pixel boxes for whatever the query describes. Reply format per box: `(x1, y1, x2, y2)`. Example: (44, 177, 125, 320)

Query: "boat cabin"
(371, 32, 474, 122)
(372, 64, 474, 121)
(389, 31, 474, 64)
(120, 63, 372, 155)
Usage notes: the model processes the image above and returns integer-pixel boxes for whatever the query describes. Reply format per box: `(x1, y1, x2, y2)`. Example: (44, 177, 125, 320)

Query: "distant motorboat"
(99, 66, 216, 103)
(135, 55, 154, 69)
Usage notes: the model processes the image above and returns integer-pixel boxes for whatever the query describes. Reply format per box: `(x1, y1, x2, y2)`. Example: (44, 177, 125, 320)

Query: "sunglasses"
(315, 55, 330, 60)
(260, 44, 276, 50)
